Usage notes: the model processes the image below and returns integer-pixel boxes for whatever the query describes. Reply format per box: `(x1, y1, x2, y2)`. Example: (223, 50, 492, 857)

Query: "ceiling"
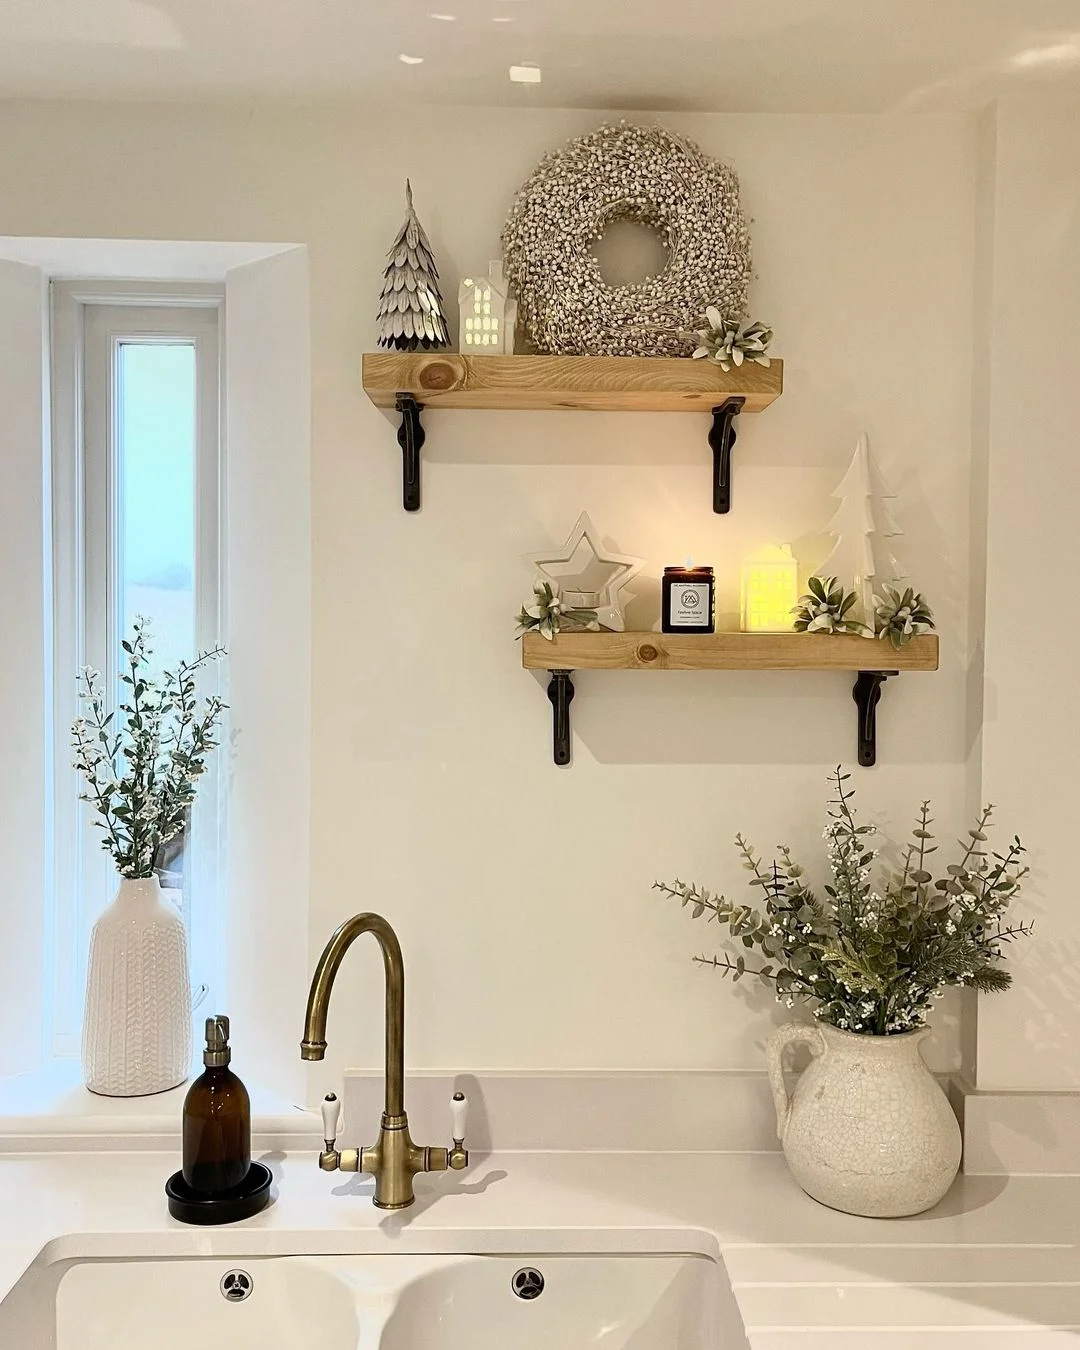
(1, 0, 1079, 110)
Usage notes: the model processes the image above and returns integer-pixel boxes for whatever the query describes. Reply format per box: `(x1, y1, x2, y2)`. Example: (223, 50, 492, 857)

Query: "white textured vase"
(766, 1021, 962, 1217)
(82, 876, 192, 1097)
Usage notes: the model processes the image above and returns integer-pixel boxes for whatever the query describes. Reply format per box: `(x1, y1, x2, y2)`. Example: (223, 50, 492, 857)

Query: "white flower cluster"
(501, 121, 751, 357)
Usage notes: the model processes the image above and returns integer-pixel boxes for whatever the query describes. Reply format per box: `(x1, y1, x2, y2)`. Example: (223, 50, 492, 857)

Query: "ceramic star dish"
(524, 512, 644, 632)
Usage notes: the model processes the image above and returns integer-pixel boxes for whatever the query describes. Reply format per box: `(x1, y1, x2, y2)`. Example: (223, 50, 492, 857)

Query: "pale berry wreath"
(501, 121, 752, 358)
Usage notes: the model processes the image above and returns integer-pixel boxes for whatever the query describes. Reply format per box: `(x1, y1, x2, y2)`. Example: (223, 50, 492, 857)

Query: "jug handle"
(766, 1022, 824, 1141)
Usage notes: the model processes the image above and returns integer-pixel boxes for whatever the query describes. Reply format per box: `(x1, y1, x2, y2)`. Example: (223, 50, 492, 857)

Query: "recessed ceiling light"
(399, 53, 425, 64)
(509, 63, 541, 83)
(430, 12, 457, 20)
(492, 14, 514, 21)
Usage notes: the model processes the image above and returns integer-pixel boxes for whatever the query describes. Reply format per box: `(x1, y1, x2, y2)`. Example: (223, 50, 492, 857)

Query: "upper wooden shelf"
(520, 631, 939, 672)
(362, 352, 783, 413)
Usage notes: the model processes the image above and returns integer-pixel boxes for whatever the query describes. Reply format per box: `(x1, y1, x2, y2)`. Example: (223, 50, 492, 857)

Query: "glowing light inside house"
(741, 544, 799, 633)
(463, 283, 500, 347)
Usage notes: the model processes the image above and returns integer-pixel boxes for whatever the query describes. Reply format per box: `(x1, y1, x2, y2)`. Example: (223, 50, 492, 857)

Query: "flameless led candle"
(740, 544, 799, 632)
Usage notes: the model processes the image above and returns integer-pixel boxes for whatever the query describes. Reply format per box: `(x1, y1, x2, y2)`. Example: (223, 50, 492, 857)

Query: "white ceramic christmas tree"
(818, 433, 904, 631)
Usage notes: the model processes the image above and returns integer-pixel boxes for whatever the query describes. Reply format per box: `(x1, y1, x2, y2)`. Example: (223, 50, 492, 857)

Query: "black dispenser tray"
(165, 1162, 272, 1225)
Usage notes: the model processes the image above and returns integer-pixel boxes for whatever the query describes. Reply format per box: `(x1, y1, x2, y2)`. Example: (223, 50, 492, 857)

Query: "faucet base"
(363, 1112, 447, 1210)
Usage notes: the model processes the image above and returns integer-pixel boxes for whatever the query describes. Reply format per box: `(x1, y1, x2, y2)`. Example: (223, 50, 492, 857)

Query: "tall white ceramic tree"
(818, 433, 904, 631)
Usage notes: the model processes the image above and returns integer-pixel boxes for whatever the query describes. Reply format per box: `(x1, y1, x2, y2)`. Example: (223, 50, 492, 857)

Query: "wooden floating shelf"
(521, 631, 938, 672)
(361, 352, 783, 512)
(362, 352, 783, 413)
(520, 632, 939, 768)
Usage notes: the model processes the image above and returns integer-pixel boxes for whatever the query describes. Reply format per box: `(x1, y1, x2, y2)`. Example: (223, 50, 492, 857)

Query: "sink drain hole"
(512, 1267, 545, 1300)
(220, 1269, 254, 1302)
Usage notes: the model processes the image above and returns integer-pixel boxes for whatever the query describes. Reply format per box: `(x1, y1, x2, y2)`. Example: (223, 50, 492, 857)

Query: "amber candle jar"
(661, 565, 715, 634)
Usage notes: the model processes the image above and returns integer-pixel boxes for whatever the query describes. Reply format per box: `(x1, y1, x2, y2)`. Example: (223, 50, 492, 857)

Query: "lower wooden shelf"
(520, 631, 939, 767)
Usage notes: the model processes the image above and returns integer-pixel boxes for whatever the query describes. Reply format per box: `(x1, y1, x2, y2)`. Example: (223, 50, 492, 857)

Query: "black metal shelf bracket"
(546, 670, 575, 766)
(536, 665, 909, 768)
(394, 390, 752, 514)
(395, 393, 425, 512)
(708, 397, 745, 514)
(852, 670, 898, 768)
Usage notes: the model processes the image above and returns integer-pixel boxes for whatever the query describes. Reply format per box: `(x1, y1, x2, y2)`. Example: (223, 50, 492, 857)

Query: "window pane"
(118, 342, 196, 676)
(48, 296, 222, 1058)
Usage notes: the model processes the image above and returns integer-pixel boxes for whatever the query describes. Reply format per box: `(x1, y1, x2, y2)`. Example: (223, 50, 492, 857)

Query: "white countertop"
(1, 1148, 1078, 1347)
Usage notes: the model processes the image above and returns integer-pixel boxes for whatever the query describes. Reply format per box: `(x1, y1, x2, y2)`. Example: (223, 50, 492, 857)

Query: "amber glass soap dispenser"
(182, 1015, 251, 1196)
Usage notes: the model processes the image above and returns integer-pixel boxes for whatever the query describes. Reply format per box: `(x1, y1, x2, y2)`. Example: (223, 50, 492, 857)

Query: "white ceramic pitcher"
(766, 1021, 962, 1217)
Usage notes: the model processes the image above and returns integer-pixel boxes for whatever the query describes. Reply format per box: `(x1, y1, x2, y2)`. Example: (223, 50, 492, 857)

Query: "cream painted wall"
(224, 248, 311, 1102)
(975, 94, 1080, 1091)
(0, 103, 978, 1085)
(0, 260, 47, 1077)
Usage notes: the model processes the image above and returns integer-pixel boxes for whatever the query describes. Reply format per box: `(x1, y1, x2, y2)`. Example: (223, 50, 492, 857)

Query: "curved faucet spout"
(300, 912, 405, 1119)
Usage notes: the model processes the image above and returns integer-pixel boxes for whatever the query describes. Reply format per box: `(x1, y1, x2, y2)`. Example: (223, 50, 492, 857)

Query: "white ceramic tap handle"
(450, 1091, 467, 1143)
(321, 1092, 342, 1146)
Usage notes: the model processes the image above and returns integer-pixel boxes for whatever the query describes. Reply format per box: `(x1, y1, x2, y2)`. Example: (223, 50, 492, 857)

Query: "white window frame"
(49, 280, 226, 1057)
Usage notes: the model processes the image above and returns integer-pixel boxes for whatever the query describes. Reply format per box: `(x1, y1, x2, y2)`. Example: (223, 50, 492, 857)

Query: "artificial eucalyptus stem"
(654, 766, 1031, 1036)
(71, 617, 226, 880)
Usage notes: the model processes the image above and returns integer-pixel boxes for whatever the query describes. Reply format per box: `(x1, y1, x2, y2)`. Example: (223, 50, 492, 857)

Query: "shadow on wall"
(535, 668, 936, 766)
(985, 936, 1080, 1091)
(412, 401, 804, 471)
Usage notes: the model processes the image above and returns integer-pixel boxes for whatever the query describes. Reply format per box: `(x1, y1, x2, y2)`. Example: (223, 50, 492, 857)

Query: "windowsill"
(0, 1059, 320, 1153)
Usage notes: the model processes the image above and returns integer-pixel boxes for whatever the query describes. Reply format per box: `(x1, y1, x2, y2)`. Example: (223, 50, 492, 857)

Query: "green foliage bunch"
(792, 576, 866, 634)
(655, 768, 1031, 1035)
(690, 308, 773, 372)
(874, 584, 935, 649)
(71, 618, 226, 879)
(515, 579, 598, 642)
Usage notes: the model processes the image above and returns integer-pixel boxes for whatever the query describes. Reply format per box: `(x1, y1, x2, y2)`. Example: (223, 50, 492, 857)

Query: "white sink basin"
(6, 1250, 749, 1348)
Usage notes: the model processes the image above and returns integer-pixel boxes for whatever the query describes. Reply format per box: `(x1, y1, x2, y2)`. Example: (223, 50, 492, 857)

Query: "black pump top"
(203, 1015, 232, 1068)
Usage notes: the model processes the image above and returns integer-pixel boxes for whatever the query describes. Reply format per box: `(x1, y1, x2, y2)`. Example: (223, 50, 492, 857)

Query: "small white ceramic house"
(458, 261, 517, 354)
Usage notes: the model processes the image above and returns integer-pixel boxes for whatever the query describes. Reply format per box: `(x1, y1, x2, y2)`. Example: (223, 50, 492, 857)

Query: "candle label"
(670, 583, 710, 627)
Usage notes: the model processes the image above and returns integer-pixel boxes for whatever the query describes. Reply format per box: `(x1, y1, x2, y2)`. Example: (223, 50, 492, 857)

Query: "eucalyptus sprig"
(655, 768, 1030, 1035)
(792, 575, 867, 634)
(515, 579, 598, 642)
(71, 617, 226, 879)
(690, 308, 773, 372)
(874, 584, 935, 649)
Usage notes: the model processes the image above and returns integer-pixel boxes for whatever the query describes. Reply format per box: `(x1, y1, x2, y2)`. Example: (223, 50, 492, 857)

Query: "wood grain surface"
(363, 352, 783, 413)
(520, 631, 939, 672)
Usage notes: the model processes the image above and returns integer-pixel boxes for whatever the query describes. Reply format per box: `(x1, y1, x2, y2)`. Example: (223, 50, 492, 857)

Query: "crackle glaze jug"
(766, 1021, 962, 1217)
